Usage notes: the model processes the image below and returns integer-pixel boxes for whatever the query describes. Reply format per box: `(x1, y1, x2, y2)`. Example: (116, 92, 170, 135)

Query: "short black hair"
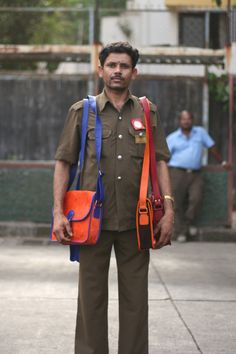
(178, 110, 194, 120)
(99, 42, 139, 68)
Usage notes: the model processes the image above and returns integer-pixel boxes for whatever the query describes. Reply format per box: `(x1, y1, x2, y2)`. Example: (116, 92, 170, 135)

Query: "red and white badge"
(131, 118, 145, 131)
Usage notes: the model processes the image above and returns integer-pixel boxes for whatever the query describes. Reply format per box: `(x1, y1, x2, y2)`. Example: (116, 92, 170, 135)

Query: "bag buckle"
(153, 199, 163, 209)
(67, 210, 75, 221)
(95, 200, 103, 207)
(138, 207, 148, 214)
(151, 196, 163, 209)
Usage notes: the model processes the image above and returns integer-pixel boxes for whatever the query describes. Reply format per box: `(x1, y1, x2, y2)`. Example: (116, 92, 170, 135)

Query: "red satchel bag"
(136, 97, 165, 250)
(51, 96, 104, 255)
(140, 97, 164, 226)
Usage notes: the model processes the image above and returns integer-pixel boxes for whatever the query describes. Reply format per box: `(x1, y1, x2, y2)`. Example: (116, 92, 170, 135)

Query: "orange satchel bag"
(51, 96, 104, 261)
(136, 97, 165, 250)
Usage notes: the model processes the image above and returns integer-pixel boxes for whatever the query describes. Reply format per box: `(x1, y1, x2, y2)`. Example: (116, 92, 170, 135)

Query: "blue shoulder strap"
(88, 95, 104, 203)
(88, 95, 102, 169)
(67, 98, 89, 191)
(70, 96, 104, 262)
(79, 98, 90, 172)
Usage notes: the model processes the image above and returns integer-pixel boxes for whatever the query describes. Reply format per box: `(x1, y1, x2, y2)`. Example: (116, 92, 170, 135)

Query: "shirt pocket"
(87, 128, 112, 158)
(190, 136, 203, 150)
(192, 136, 202, 144)
(128, 126, 145, 158)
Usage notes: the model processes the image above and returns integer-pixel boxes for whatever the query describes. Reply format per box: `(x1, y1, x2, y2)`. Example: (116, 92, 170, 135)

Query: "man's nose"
(114, 64, 121, 73)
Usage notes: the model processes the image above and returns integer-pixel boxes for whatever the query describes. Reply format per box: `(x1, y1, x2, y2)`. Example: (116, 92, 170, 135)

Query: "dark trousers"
(169, 167, 204, 236)
(75, 229, 150, 354)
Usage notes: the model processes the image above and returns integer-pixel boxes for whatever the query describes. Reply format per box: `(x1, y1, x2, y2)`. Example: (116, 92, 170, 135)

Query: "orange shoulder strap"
(138, 101, 150, 224)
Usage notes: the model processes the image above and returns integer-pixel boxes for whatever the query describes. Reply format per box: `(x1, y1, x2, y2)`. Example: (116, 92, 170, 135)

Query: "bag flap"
(64, 190, 96, 221)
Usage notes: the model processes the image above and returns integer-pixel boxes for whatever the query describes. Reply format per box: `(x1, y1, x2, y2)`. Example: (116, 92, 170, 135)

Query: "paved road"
(0, 237, 236, 354)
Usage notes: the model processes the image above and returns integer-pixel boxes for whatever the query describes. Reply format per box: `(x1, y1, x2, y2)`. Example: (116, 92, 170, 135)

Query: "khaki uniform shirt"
(55, 90, 170, 231)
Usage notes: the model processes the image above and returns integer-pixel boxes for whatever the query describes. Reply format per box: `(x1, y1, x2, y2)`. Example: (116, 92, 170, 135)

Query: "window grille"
(179, 13, 205, 48)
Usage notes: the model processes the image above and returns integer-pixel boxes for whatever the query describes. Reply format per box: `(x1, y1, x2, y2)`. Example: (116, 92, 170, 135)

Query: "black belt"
(170, 167, 201, 173)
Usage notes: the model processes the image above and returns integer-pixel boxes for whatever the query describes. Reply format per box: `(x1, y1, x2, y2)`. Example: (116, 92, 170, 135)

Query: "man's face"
(179, 111, 193, 131)
(98, 53, 137, 91)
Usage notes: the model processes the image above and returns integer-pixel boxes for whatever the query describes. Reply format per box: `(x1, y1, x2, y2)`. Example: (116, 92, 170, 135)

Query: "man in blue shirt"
(167, 110, 230, 242)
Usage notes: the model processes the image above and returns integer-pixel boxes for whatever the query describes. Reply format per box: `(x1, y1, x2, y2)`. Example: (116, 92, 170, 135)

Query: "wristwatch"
(163, 195, 174, 203)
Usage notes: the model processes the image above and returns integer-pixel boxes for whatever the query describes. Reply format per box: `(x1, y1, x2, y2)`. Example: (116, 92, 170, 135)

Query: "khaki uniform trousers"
(169, 167, 204, 236)
(75, 229, 150, 354)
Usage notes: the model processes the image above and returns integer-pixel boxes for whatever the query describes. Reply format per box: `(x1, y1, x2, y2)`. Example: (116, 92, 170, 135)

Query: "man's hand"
(154, 210, 174, 249)
(53, 212, 72, 244)
(53, 160, 71, 244)
(221, 161, 233, 171)
(209, 146, 233, 171)
(155, 160, 174, 248)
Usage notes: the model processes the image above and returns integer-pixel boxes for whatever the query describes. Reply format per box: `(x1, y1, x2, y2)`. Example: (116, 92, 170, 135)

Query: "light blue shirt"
(167, 126, 215, 170)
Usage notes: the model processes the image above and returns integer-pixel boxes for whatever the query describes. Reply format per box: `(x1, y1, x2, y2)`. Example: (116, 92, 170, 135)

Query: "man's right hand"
(53, 212, 73, 244)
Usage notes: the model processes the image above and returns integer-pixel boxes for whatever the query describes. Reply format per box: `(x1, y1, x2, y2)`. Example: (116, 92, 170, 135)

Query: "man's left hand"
(221, 161, 233, 171)
(154, 210, 174, 249)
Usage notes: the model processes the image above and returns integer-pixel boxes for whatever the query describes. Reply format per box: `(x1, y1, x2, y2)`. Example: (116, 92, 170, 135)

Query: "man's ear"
(132, 68, 138, 80)
(98, 66, 103, 78)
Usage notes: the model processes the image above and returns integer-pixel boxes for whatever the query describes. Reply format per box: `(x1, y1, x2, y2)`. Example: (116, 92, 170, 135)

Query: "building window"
(210, 13, 227, 49)
(179, 12, 227, 49)
(179, 13, 205, 48)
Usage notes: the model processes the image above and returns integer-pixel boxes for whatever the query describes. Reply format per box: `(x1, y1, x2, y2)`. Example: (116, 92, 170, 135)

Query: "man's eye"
(120, 64, 131, 69)
(107, 63, 116, 68)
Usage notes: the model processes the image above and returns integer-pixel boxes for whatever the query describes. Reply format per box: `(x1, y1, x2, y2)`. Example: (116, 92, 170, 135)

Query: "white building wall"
(127, 0, 166, 9)
(100, 16, 128, 44)
(101, 12, 178, 47)
(132, 11, 178, 46)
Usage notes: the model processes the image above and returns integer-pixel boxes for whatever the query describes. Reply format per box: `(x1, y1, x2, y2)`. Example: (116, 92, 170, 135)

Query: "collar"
(178, 126, 196, 137)
(96, 89, 135, 112)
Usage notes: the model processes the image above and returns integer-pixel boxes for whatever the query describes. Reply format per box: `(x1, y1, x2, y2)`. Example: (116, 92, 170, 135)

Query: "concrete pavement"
(0, 237, 236, 354)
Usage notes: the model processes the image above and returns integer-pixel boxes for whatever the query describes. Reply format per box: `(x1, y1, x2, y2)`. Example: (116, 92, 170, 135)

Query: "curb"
(191, 227, 236, 242)
(0, 222, 51, 238)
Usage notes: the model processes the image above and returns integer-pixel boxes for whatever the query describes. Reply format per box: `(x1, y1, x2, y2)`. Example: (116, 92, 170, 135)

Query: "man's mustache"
(111, 75, 124, 80)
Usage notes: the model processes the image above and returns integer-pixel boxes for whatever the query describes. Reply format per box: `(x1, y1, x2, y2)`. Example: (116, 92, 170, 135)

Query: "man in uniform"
(167, 110, 230, 242)
(53, 42, 174, 354)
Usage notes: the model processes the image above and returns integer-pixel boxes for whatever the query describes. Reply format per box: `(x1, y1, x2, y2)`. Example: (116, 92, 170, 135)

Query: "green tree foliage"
(0, 0, 127, 70)
(213, 0, 222, 6)
(208, 73, 236, 113)
(0, 0, 43, 44)
(0, 0, 44, 69)
(0, 0, 127, 44)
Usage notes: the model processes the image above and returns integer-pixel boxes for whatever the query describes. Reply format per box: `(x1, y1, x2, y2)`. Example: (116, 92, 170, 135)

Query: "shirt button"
(118, 134, 123, 139)
(117, 176, 122, 180)
(117, 154, 123, 160)
(118, 116, 122, 120)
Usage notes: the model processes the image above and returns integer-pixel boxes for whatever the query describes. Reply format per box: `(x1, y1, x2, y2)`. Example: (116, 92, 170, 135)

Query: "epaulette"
(70, 100, 84, 111)
(149, 101, 158, 112)
(137, 95, 158, 113)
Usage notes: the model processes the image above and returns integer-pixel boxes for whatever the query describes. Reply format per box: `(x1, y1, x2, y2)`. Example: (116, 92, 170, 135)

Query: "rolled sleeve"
(150, 107, 170, 162)
(201, 127, 215, 148)
(55, 107, 81, 164)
